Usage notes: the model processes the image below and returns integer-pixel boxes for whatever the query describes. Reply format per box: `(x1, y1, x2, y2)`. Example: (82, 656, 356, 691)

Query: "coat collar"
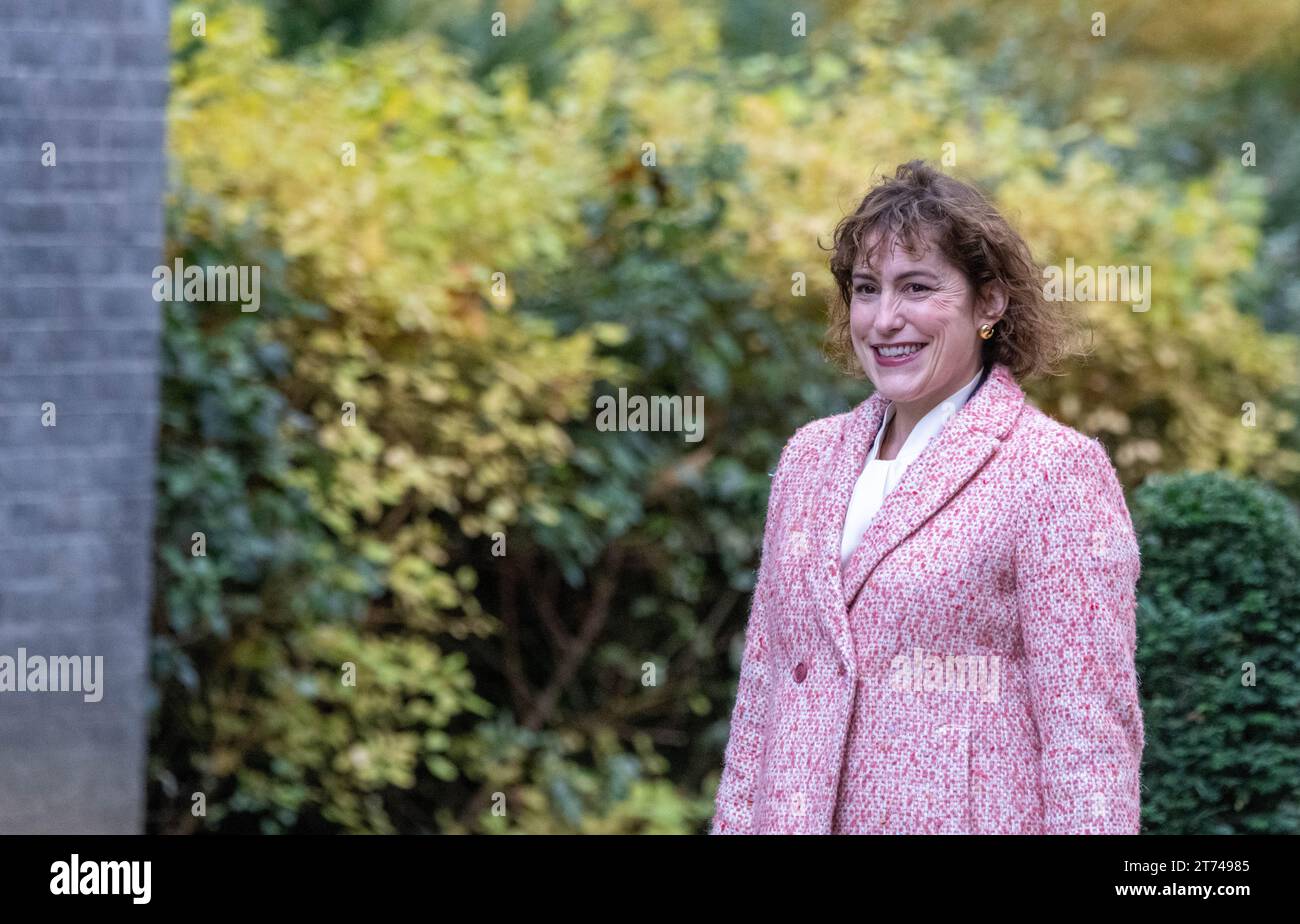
(812, 362, 1025, 672)
(866, 365, 985, 469)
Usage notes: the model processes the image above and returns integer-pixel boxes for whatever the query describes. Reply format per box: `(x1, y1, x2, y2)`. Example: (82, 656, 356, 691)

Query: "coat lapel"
(814, 363, 1025, 666)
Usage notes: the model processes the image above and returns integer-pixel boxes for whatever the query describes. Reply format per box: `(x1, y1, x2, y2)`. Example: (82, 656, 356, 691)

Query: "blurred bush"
(156, 2, 620, 832)
(1132, 472, 1300, 834)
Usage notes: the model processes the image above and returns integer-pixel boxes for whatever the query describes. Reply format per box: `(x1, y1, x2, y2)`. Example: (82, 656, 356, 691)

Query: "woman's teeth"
(876, 343, 925, 357)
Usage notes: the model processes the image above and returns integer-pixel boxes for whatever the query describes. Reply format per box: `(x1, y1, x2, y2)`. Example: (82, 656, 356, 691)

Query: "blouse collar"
(868, 365, 986, 465)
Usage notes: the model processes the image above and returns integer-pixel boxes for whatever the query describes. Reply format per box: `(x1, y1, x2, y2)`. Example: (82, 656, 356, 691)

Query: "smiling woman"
(827, 160, 1082, 389)
(711, 160, 1144, 835)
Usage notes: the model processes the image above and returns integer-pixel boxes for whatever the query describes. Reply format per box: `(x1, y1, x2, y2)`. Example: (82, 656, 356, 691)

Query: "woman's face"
(849, 232, 1004, 406)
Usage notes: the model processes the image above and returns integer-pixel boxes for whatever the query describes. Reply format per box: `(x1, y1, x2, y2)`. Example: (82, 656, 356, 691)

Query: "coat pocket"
(875, 720, 972, 835)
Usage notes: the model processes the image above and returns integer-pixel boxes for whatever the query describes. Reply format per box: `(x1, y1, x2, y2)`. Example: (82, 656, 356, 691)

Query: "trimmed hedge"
(1131, 471, 1300, 834)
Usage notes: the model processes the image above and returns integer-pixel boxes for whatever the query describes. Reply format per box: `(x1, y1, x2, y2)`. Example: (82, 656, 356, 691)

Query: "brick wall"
(0, 0, 168, 833)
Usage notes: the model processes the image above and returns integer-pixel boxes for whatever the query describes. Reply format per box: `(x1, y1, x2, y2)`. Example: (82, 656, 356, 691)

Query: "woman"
(711, 161, 1144, 835)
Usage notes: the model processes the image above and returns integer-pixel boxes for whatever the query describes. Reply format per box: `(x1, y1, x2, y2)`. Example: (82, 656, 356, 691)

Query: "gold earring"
(978, 323, 995, 340)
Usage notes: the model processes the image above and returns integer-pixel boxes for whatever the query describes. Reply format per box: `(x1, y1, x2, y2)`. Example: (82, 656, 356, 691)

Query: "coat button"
(837, 661, 846, 676)
(793, 661, 808, 683)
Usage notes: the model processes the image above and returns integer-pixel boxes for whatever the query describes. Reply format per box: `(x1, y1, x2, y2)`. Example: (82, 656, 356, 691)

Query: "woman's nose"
(873, 292, 904, 332)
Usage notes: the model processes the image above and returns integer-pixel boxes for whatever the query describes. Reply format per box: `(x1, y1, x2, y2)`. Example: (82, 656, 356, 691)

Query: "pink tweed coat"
(711, 362, 1144, 835)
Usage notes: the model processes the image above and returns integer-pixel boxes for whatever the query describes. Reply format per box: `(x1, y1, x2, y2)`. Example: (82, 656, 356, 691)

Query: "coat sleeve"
(709, 438, 794, 835)
(1015, 435, 1145, 834)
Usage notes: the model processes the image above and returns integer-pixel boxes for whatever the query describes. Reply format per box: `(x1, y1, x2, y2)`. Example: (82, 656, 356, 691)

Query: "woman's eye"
(905, 283, 931, 294)
(853, 283, 876, 295)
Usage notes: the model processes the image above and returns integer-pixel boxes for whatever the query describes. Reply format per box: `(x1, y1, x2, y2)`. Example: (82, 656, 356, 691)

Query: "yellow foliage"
(170, 3, 623, 633)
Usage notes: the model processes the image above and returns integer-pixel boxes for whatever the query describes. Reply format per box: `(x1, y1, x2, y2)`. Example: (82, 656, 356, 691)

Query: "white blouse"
(839, 366, 986, 567)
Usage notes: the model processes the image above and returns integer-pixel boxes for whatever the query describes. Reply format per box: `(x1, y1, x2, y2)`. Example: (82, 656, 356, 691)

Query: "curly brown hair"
(824, 160, 1085, 382)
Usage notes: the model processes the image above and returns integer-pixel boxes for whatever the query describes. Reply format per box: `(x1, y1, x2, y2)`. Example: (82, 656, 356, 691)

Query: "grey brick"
(0, 0, 164, 833)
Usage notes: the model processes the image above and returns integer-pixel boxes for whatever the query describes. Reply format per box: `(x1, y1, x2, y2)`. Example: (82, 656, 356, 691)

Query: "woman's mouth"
(872, 342, 928, 366)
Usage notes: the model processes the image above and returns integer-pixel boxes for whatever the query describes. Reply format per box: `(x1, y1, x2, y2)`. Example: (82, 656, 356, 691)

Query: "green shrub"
(1132, 471, 1300, 833)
